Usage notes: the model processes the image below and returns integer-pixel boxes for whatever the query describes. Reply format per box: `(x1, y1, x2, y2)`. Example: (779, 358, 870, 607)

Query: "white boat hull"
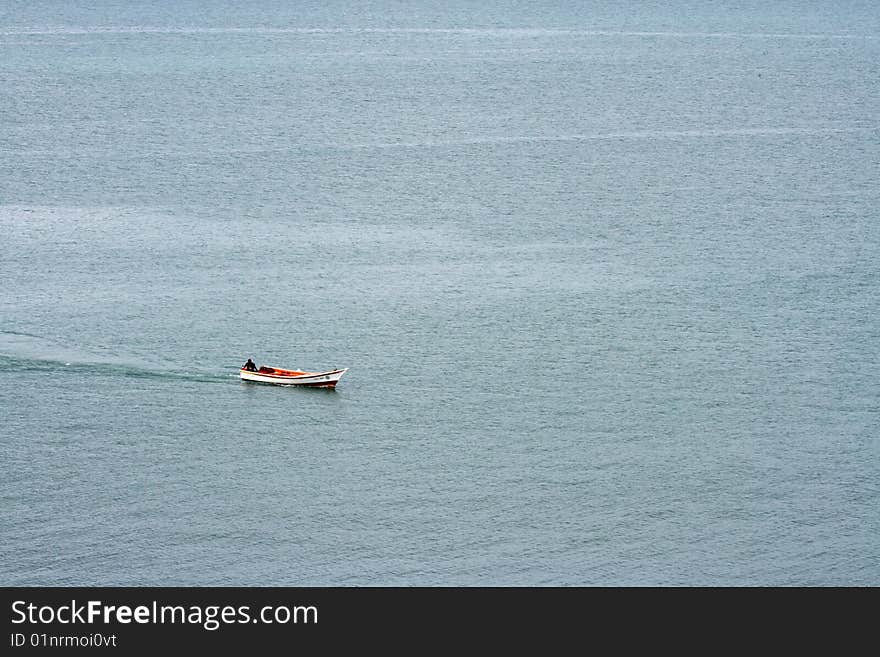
(240, 367, 348, 388)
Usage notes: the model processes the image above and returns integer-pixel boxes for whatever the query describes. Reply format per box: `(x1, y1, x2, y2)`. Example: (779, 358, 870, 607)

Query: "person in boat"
(242, 358, 257, 371)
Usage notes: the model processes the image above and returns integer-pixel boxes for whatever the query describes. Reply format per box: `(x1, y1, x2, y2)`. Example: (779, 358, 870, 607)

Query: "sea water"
(1, 1, 878, 585)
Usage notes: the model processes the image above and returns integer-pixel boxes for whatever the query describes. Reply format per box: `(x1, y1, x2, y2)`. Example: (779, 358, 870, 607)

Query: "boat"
(239, 365, 349, 388)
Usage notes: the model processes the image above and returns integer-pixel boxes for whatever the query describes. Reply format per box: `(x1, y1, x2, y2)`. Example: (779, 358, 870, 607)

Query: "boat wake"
(0, 331, 232, 385)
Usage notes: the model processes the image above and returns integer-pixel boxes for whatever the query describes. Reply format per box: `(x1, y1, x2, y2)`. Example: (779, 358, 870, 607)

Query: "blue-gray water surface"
(1, 1, 878, 585)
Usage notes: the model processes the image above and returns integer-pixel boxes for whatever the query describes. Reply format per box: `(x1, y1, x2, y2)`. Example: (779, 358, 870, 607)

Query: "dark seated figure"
(243, 358, 257, 371)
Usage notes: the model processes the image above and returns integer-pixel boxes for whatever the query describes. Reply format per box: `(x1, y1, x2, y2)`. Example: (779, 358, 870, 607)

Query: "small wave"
(0, 26, 873, 40)
(335, 125, 875, 151)
(0, 329, 45, 340)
